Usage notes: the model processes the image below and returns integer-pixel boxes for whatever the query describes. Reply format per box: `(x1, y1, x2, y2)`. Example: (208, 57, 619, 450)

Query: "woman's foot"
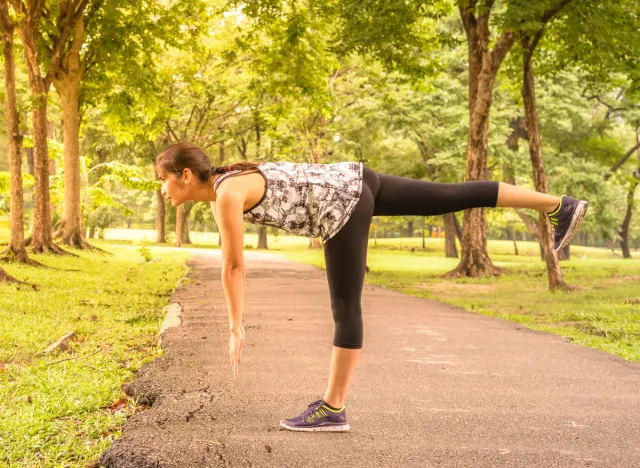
(279, 399, 350, 432)
(547, 195, 589, 252)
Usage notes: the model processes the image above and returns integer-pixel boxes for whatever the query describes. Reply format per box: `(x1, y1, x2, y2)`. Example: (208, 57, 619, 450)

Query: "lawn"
(0, 244, 191, 467)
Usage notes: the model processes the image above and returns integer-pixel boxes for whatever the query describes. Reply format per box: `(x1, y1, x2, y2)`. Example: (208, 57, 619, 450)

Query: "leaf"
(105, 398, 128, 412)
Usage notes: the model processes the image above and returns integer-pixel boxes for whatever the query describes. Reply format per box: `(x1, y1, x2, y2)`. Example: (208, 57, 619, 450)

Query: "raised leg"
(372, 170, 560, 216)
(495, 182, 560, 213)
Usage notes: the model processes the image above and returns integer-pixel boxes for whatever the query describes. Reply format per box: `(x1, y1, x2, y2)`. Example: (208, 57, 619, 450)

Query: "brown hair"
(155, 142, 259, 182)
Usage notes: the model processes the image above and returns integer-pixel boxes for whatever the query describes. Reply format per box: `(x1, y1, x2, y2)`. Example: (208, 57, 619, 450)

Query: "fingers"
(229, 335, 246, 379)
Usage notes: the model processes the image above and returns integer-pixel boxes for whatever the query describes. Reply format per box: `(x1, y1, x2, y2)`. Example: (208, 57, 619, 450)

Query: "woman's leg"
(320, 171, 377, 409)
(496, 183, 559, 212)
(372, 171, 561, 216)
(371, 168, 587, 252)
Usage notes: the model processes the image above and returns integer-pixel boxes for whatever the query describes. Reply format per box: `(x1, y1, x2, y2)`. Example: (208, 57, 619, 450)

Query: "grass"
(0, 244, 191, 467)
(276, 238, 640, 363)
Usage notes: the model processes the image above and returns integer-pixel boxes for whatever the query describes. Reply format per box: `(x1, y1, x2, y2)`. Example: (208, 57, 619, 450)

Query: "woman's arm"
(215, 184, 248, 378)
(215, 187, 246, 332)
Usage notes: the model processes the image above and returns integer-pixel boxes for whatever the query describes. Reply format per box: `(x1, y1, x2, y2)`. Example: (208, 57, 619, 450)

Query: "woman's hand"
(229, 326, 245, 378)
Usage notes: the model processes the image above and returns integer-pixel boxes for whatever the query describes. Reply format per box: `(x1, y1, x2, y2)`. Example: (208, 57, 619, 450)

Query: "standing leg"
(321, 178, 375, 408)
(279, 169, 377, 432)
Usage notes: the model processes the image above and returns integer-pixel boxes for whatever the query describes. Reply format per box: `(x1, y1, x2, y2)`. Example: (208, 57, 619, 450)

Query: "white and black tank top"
(211, 161, 363, 243)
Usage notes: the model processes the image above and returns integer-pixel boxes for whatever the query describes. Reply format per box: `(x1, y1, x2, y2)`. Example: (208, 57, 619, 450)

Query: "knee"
(331, 300, 363, 349)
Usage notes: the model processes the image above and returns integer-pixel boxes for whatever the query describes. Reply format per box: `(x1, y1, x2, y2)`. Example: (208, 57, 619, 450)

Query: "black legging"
(323, 166, 499, 349)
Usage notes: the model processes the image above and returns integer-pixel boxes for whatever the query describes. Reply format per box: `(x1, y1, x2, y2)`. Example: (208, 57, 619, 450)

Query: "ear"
(182, 167, 194, 184)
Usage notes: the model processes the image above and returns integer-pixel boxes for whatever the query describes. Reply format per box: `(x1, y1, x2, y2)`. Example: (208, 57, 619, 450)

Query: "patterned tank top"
(211, 161, 363, 242)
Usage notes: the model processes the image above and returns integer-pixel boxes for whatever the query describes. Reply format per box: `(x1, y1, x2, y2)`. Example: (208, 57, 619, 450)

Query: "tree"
(445, 0, 516, 277)
(52, 0, 206, 247)
(0, 0, 38, 264)
(511, 0, 576, 289)
(10, 0, 89, 253)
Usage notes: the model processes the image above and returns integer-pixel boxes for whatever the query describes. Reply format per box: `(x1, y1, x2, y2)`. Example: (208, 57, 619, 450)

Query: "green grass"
(277, 238, 640, 362)
(0, 245, 191, 467)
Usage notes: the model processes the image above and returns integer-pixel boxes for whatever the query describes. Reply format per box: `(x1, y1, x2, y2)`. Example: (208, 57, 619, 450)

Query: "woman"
(155, 142, 588, 433)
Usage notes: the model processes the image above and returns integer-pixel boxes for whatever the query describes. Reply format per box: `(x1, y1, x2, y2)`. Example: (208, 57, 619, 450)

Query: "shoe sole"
(554, 201, 588, 253)
(279, 422, 351, 432)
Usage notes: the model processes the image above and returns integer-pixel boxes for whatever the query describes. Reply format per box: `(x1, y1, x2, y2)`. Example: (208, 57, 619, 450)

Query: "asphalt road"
(100, 250, 640, 468)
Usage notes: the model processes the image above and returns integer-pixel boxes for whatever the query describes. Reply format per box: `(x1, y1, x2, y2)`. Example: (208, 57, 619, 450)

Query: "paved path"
(100, 251, 640, 468)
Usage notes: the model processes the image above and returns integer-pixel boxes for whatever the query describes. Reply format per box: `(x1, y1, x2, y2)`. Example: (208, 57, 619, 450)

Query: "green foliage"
(135, 239, 153, 262)
(89, 162, 160, 192)
(0, 172, 34, 215)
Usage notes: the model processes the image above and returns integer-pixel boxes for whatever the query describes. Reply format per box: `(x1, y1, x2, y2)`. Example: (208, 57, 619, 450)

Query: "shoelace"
(301, 399, 325, 421)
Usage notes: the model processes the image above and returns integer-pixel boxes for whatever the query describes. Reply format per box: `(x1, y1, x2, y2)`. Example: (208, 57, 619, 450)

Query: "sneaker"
(547, 195, 589, 252)
(279, 399, 350, 432)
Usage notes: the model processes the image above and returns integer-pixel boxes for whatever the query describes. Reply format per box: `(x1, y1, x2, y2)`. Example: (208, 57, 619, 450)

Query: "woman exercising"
(155, 142, 588, 433)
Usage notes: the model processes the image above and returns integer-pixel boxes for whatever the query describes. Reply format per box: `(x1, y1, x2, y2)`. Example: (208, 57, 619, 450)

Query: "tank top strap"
(213, 170, 243, 192)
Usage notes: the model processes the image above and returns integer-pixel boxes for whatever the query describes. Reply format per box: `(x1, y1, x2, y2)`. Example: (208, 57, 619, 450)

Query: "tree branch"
(182, 105, 198, 141)
(166, 121, 179, 143)
(44, 0, 89, 86)
(605, 142, 640, 180)
(529, 0, 574, 53)
(490, 30, 516, 72)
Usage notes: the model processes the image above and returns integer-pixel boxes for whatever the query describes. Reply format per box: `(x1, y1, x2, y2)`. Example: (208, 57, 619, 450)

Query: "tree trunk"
(184, 218, 191, 244)
(88, 225, 95, 239)
(181, 202, 193, 244)
(443, 213, 458, 258)
(452, 214, 462, 240)
(53, 19, 88, 249)
(28, 96, 63, 253)
(511, 228, 519, 255)
(558, 244, 570, 261)
(619, 181, 637, 259)
(16, 0, 81, 255)
(176, 205, 184, 247)
(521, 41, 566, 290)
(0, 3, 33, 264)
(255, 114, 261, 159)
(257, 225, 268, 249)
(407, 220, 414, 238)
(156, 188, 166, 243)
(25, 146, 34, 175)
(447, 7, 514, 278)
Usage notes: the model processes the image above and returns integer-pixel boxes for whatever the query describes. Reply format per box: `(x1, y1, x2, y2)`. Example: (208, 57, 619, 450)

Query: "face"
(159, 168, 190, 207)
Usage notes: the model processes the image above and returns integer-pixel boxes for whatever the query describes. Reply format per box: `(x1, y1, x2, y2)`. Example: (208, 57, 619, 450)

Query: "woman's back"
(213, 161, 364, 242)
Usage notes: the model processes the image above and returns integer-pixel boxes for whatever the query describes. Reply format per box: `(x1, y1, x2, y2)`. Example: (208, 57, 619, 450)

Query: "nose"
(160, 183, 167, 198)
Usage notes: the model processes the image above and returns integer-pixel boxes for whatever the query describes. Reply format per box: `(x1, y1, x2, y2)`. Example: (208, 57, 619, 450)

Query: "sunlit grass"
(0, 245, 190, 467)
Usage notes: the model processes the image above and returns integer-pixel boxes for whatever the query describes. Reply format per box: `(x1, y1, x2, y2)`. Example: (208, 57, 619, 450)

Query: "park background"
(0, 0, 638, 466)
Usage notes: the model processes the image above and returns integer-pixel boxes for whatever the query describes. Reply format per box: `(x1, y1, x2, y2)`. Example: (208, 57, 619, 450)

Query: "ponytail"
(211, 161, 260, 175)
(155, 141, 259, 183)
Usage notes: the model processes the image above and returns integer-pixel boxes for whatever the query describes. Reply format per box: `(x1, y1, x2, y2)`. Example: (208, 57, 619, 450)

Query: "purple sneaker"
(547, 195, 589, 252)
(280, 399, 350, 432)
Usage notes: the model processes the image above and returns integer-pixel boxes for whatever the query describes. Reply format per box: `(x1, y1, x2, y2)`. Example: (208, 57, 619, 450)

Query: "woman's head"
(155, 142, 260, 206)
(155, 142, 213, 207)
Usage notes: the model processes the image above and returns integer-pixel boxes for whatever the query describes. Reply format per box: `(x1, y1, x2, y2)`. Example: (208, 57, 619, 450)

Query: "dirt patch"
(412, 282, 499, 294)
(606, 275, 640, 286)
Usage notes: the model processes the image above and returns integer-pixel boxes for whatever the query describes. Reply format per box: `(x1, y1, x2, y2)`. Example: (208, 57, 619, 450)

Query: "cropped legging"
(324, 166, 499, 349)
